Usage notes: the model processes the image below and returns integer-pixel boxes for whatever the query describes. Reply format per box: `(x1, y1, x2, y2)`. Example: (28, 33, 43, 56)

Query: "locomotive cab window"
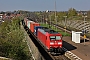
(50, 36, 55, 40)
(50, 36, 61, 40)
(56, 36, 61, 40)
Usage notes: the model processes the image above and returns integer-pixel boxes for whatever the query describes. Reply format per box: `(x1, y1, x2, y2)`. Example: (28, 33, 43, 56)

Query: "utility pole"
(63, 16, 67, 36)
(82, 15, 87, 45)
(55, 0, 57, 31)
(50, 13, 51, 28)
(46, 10, 48, 26)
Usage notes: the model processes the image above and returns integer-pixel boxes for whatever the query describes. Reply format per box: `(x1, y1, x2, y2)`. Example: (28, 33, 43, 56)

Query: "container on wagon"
(30, 22, 40, 33)
(27, 20, 34, 29)
(34, 26, 43, 36)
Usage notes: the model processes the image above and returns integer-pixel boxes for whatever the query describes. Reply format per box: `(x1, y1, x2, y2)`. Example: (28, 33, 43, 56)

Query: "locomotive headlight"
(50, 42, 54, 45)
(58, 42, 62, 44)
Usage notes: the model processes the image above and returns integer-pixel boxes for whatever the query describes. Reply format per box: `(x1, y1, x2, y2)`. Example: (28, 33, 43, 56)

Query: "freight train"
(23, 18, 63, 54)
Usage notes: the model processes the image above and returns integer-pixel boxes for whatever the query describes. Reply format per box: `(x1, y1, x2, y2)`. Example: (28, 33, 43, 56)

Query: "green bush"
(0, 17, 31, 60)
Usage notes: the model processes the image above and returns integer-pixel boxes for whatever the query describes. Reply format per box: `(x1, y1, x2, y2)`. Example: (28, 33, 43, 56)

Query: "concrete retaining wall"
(21, 23, 44, 60)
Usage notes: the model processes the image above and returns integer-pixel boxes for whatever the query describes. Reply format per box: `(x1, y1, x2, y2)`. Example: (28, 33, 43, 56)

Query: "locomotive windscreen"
(50, 36, 61, 40)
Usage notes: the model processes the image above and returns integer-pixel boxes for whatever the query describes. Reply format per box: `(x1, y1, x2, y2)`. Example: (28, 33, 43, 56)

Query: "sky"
(0, 0, 90, 12)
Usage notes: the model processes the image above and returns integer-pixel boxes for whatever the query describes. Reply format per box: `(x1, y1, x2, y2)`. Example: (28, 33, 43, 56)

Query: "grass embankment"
(40, 23, 71, 36)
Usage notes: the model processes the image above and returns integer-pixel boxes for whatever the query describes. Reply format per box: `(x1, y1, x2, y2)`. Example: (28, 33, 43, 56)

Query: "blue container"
(34, 26, 43, 36)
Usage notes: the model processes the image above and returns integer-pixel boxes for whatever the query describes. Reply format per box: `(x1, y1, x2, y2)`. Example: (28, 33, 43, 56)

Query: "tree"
(0, 11, 5, 14)
(87, 10, 90, 20)
(57, 11, 67, 21)
(68, 8, 77, 17)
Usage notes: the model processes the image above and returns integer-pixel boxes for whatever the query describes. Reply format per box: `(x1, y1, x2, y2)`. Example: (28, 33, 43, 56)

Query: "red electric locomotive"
(37, 27, 62, 53)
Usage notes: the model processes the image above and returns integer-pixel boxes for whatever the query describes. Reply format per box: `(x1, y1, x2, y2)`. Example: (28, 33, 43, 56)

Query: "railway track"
(29, 17, 90, 40)
(54, 55, 70, 60)
(46, 21, 90, 41)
